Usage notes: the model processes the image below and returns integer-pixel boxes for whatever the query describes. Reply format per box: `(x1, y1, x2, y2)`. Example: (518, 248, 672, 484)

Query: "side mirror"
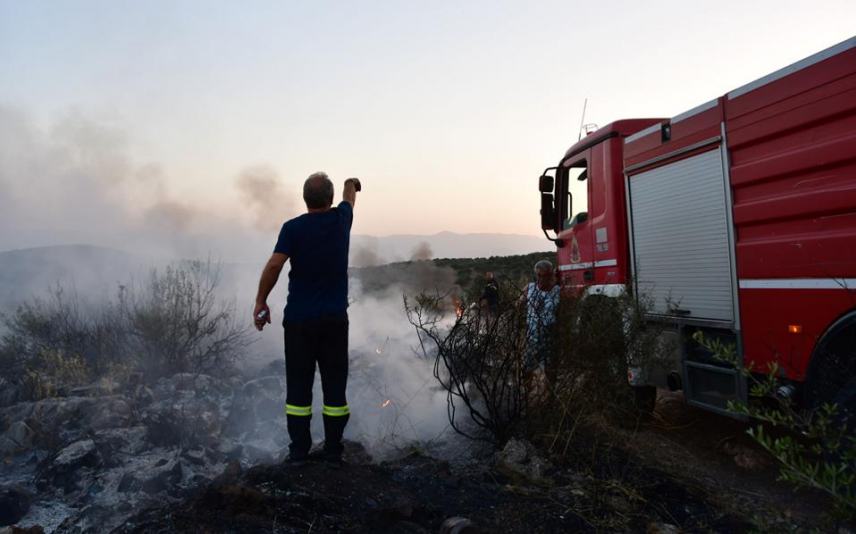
(538, 175, 554, 193)
(540, 193, 555, 230)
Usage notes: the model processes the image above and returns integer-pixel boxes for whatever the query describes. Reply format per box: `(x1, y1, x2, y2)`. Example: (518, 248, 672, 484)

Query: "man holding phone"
(254, 172, 361, 466)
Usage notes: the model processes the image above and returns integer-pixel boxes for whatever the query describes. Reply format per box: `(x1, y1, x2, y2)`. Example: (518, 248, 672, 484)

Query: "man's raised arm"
(254, 252, 288, 331)
(343, 177, 361, 207)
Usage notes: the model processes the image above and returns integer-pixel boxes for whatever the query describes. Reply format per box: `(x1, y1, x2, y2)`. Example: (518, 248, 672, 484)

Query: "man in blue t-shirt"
(253, 172, 361, 465)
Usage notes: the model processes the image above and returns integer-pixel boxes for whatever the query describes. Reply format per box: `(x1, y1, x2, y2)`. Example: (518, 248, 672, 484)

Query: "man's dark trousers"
(284, 315, 349, 459)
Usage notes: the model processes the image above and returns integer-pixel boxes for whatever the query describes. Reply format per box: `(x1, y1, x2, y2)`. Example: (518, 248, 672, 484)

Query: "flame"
(381, 399, 391, 408)
(453, 298, 464, 319)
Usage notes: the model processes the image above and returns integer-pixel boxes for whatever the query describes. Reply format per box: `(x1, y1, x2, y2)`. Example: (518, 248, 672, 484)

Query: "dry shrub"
(407, 282, 666, 451)
(121, 261, 250, 378)
(406, 283, 532, 445)
(0, 261, 250, 396)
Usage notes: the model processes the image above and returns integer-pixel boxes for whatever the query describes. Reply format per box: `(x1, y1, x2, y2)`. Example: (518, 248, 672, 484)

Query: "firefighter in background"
(520, 260, 560, 372)
(254, 172, 361, 466)
(479, 271, 500, 316)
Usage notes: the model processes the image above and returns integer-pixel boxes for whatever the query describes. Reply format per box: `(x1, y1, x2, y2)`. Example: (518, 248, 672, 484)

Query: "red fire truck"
(538, 36, 856, 416)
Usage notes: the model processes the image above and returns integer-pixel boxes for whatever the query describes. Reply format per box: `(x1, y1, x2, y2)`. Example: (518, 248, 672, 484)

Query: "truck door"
(557, 154, 593, 290)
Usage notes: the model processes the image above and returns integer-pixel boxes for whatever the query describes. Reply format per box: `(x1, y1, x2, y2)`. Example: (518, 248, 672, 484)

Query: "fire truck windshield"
(562, 163, 588, 230)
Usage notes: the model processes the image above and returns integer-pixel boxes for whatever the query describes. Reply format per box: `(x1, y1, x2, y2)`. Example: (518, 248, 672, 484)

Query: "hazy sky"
(1, 1, 854, 248)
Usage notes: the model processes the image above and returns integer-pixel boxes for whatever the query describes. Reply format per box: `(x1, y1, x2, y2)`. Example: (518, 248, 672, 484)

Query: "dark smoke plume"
(235, 165, 295, 232)
(352, 237, 383, 267)
(410, 241, 433, 261)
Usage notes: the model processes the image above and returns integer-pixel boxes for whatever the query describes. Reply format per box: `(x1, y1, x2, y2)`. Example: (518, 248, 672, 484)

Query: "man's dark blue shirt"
(274, 201, 352, 323)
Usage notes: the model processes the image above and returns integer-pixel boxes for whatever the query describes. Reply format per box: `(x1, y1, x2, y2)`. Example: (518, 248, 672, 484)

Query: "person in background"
(253, 172, 361, 466)
(520, 260, 560, 372)
(479, 271, 500, 316)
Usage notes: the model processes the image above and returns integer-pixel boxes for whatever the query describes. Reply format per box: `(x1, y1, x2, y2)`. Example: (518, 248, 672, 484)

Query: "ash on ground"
(0, 357, 464, 533)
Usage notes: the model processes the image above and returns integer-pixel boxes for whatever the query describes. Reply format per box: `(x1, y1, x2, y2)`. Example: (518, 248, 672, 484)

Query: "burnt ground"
(118, 436, 752, 533)
(621, 391, 834, 530)
(111, 393, 845, 533)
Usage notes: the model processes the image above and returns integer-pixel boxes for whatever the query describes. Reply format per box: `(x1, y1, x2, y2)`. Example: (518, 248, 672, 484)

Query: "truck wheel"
(807, 317, 856, 411)
(633, 385, 657, 415)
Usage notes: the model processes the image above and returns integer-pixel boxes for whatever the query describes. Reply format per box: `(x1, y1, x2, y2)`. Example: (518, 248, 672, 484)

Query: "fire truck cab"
(539, 37, 856, 415)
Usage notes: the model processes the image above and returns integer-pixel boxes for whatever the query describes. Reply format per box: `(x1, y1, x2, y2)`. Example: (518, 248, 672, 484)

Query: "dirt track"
(624, 391, 830, 529)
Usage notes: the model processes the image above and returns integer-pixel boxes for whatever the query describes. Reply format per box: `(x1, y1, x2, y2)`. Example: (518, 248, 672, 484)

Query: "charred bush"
(0, 286, 111, 399)
(406, 284, 532, 445)
(121, 261, 250, 378)
(0, 261, 250, 397)
(407, 281, 666, 450)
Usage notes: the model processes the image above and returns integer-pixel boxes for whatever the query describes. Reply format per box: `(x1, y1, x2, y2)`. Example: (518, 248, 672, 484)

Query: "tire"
(806, 318, 856, 410)
(633, 385, 657, 415)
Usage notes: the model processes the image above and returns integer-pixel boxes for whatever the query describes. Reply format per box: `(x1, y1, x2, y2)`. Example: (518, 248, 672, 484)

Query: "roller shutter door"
(629, 149, 734, 322)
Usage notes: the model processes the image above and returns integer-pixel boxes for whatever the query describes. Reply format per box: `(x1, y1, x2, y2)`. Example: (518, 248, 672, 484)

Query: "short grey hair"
(534, 259, 553, 274)
(303, 171, 334, 209)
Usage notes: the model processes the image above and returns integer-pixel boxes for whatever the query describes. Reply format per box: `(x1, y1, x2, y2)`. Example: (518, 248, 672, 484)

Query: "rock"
(181, 447, 207, 466)
(722, 440, 772, 471)
(215, 459, 242, 484)
(141, 459, 183, 495)
(0, 377, 21, 408)
(6, 421, 34, 447)
(495, 438, 553, 486)
(242, 443, 275, 464)
(0, 527, 44, 534)
(11, 397, 96, 445)
(155, 374, 228, 400)
(117, 472, 141, 493)
(82, 397, 133, 430)
(142, 395, 223, 447)
(225, 376, 284, 435)
(132, 385, 154, 405)
(0, 421, 34, 456)
(0, 437, 19, 457)
(0, 485, 32, 526)
(440, 517, 477, 534)
(69, 381, 115, 397)
(343, 439, 373, 465)
(37, 439, 101, 493)
(94, 426, 149, 456)
(647, 522, 681, 534)
(217, 439, 243, 461)
(55, 439, 98, 467)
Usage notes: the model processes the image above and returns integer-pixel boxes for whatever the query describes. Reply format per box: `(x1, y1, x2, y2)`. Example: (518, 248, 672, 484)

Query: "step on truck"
(538, 36, 856, 416)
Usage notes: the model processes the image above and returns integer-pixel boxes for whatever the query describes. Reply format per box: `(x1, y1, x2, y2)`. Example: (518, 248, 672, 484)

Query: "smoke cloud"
(410, 241, 433, 261)
(0, 105, 279, 262)
(351, 237, 384, 267)
(0, 104, 462, 461)
(235, 165, 295, 232)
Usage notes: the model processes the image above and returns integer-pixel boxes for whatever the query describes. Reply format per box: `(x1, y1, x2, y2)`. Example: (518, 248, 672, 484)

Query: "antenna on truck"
(577, 98, 588, 141)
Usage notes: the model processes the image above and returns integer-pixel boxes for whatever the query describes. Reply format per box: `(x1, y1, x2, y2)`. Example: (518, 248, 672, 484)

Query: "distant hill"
(0, 245, 148, 310)
(0, 239, 555, 311)
(351, 232, 551, 265)
(352, 251, 555, 302)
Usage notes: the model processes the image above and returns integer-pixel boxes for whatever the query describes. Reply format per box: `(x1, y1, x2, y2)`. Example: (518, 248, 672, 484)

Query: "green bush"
(693, 331, 856, 525)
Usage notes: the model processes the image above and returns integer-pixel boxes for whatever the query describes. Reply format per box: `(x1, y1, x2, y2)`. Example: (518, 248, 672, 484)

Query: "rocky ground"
(0, 370, 836, 533)
(0, 365, 296, 532)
